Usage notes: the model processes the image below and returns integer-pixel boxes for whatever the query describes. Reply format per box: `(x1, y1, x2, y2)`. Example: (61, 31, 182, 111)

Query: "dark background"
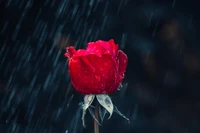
(0, 0, 200, 133)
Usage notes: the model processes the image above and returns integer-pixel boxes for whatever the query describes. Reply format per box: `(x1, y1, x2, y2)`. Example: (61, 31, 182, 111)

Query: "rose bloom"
(65, 39, 128, 94)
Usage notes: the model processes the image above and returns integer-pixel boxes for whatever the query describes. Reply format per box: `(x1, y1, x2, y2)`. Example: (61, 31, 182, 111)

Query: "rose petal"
(69, 53, 117, 94)
(73, 49, 89, 57)
(86, 54, 118, 94)
(69, 55, 96, 94)
(109, 40, 119, 56)
(97, 39, 119, 58)
(86, 42, 108, 56)
(107, 39, 119, 57)
(64, 53, 69, 57)
(117, 50, 128, 80)
(65, 46, 76, 58)
(86, 39, 119, 58)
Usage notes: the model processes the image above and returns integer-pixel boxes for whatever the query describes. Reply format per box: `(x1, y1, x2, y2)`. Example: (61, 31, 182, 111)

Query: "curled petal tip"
(64, 53, 69, 57)
(65, 46, 76, 58)
(109, 39, 114, 42)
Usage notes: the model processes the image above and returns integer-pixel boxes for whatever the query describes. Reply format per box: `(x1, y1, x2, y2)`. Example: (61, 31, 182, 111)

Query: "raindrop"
(152, 20, 159, 37)
(103, 1, 109, 16)
(50, 0, 56, 7)
(43, 73, 52, 91)
(101, 15, 108, 31)
(70, 4, 79, 20)
(35, 8, 42, 22)
(188, 16, 193, 29)
(121, 33, 127, 49)
(44, 0, 49, 5)
(6, 0, 12, 7)
(117, 0, 123, 14)
(53, 50, 61, 67)
(172, 0, 176, 8)
(95, 75, 101, 82)
(148, 13, 154, 26)
(0, 21, 9, 34)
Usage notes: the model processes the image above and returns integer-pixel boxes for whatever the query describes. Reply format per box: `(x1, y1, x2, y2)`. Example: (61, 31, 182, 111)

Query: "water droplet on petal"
(100, 83, 105, 90)
(105, 63, 109, 66)
(84, 70, 89, 73)
(95, 75, 101, 81)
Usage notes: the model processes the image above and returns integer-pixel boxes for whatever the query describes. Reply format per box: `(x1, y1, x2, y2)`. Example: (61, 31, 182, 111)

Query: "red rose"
(65, 39, 128, 94)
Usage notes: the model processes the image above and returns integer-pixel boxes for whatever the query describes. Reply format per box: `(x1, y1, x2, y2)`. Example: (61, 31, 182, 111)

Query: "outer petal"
(86, 42, 108, 56)
(117, 50, 128, 80)
(64, 46, 89, 58)
(64, 46, 76, 58)
(86, 39, 119, 58)
(69, 53, 117, 94)
(110, 50, 128, 94)
(105, 39, 119, 58)
(87, 54, 117, 94)
(68, 55, 95, 94)
(73, 49, 89, 57)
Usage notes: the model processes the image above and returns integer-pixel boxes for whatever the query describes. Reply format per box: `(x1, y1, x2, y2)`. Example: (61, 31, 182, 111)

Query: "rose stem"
(94, 107, 99, 133)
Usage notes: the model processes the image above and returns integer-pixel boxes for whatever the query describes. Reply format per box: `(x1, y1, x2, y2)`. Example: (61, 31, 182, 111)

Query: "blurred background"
(0, 0, 200, 133)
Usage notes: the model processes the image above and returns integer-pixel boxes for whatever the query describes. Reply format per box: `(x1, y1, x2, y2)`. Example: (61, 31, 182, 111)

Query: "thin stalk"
(94, 107, 99, 133)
